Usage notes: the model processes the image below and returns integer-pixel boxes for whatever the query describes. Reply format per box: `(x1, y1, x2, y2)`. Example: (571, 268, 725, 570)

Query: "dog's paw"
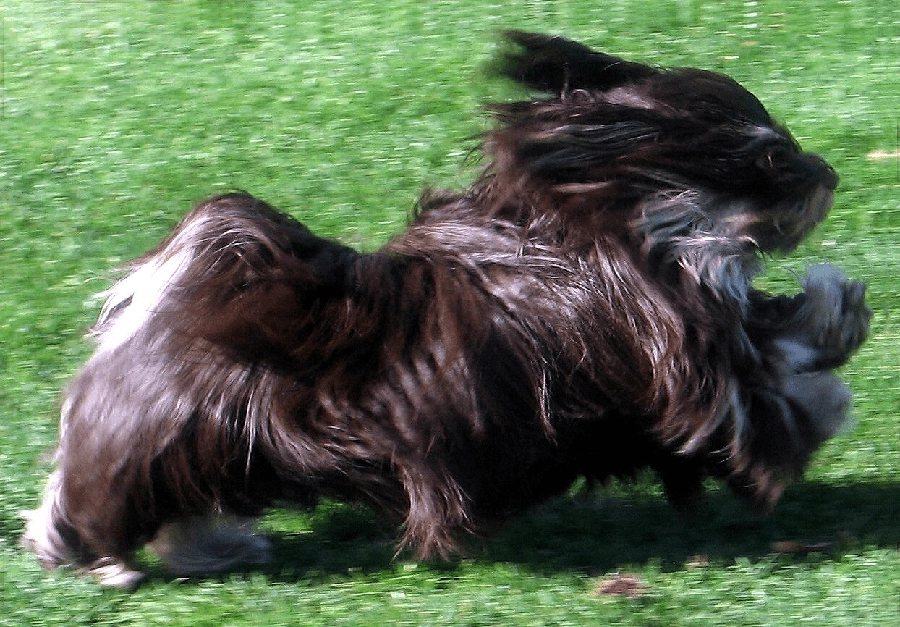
(801, 264, 870, 360)
(776, 264, 870, 372)
(781, 371, 852, 441)
(150, 515, 272, 579)
(87, 558, 147, 590)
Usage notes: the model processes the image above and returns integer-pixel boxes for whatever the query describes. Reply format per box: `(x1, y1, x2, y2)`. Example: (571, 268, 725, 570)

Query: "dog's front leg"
(750, 263, 869, 375)
(746, 264, 869, 443)
(784, 263, 869, 373)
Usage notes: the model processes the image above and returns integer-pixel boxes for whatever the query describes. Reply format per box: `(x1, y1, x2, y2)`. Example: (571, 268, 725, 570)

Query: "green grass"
(1, 1, 898, 625)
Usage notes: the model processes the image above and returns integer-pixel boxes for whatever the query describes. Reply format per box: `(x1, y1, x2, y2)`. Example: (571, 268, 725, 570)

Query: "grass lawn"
(1, 1, 897, 625)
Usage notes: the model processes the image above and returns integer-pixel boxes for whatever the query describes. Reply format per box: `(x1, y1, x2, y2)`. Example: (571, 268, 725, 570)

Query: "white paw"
(778, 264, 869, 372)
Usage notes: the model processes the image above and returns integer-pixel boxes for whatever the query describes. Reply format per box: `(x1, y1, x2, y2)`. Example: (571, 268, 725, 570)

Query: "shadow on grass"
(193, 480, 897, 585)
(481, 480, 900, 575)
(135, 480, 899, 585)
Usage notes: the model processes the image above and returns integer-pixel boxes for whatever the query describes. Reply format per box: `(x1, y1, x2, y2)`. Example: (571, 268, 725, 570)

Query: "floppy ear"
(498, 30, 659, 93)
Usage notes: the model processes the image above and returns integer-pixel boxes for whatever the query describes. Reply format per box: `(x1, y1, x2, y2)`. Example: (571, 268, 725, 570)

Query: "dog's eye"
(757, 145, 792, 171)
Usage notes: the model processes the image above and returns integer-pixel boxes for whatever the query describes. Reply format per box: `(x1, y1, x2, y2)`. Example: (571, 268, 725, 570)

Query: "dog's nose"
(802, 153, 839, 191)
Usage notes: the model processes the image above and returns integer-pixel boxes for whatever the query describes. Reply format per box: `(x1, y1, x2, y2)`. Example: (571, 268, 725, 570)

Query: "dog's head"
(476, 33, 855, 507)
(487, 32, 837, 270)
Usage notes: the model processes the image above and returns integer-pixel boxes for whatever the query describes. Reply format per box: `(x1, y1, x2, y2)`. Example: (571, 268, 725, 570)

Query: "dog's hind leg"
(149, 515, 272, 579)
(20, 470, 148, 589)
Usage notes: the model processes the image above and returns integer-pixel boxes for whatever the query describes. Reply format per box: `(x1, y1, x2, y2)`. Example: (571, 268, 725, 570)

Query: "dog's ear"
(497, 30, 659, 93)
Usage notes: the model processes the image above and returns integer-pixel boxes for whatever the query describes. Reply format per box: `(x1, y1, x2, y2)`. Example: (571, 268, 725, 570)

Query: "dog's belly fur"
(21, 32, 869, 587)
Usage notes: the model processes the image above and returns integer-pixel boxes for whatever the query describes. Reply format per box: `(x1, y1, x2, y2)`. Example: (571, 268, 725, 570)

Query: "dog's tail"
(496, 30, 659, 93)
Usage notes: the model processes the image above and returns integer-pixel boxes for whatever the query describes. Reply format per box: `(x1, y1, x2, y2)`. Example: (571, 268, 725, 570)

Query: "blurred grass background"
(0, 1, 897, 625)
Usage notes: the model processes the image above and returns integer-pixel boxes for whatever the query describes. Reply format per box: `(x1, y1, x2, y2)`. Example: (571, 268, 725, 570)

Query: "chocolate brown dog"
(23, 32, 869, 587)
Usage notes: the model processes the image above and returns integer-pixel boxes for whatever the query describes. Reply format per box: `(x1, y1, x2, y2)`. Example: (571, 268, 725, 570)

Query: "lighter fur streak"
(20, 471, 70, 567)
(92, 214, 245, 354)
(94, 248, 192, 355)
(634, 191, 760, 309)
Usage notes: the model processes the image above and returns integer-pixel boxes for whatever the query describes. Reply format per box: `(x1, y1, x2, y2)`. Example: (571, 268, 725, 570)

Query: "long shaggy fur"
(22, 32, 869, 587)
